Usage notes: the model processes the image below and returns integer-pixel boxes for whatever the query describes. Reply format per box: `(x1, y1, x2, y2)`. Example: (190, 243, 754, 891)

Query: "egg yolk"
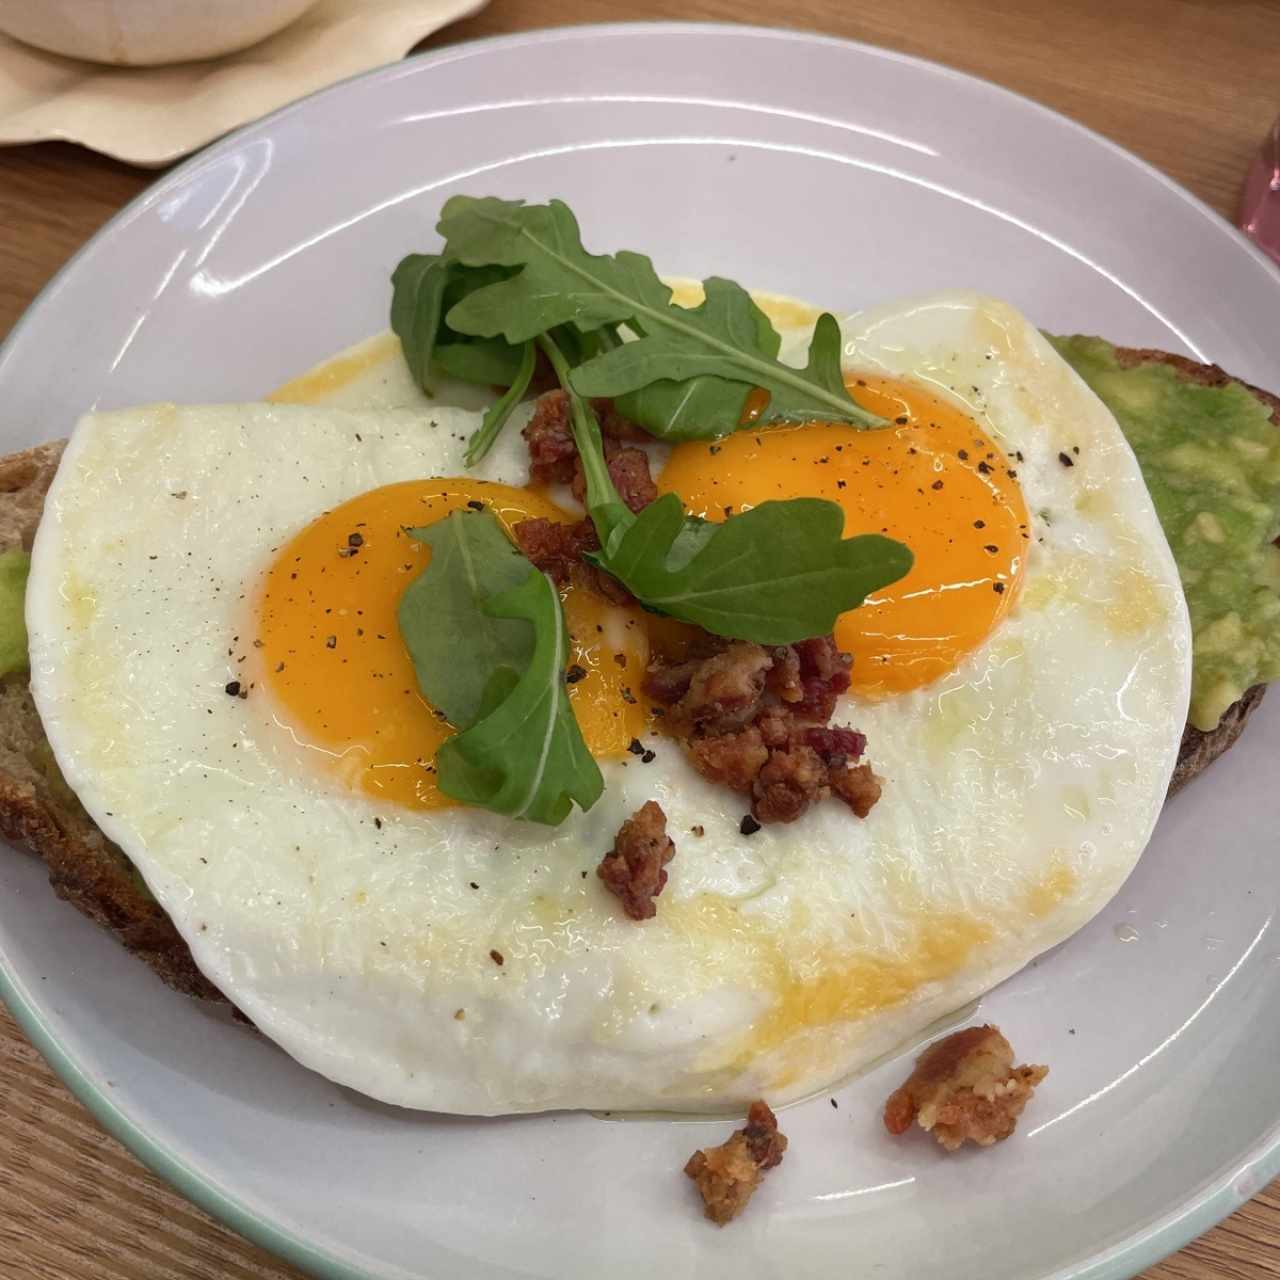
(256, 479, 648, 813)
(658, 376, 1030, 696)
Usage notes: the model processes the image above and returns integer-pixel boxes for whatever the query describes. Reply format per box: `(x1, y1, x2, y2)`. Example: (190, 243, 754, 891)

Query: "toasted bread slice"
(1, 350, 1274, 997)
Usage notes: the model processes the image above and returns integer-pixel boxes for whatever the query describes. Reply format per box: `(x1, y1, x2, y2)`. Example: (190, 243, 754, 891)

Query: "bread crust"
(1, 347, 1274, 994)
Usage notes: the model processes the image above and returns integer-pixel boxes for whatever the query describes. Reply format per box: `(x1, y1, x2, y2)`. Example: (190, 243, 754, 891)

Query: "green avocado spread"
(0, 549, 30, 680)
(1051, 335, 1280, 731)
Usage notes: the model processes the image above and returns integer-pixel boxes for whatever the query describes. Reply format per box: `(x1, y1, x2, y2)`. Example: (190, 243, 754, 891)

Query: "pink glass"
(1239, 114, 1280, 264)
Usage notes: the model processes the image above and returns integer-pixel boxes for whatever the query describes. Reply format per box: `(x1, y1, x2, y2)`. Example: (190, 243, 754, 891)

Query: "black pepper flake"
(627, 739, 645, 756)
(977, 461, 992, 474)
(325, 635, 337, 649)
(374, 817, 382, 829)
(993, 581, 1006, 594)
(830, 1098, 838, 1109)
(466, 500, 485, 511)
(691, 824, 705, 837)
(958, 449, 969, 460)
(469, 882, 479, 890)
(931, 479, 944, 491)
(984, 544, 999, 554)
(1058, 452, 1075, 467)
(740, 815, 762, 836)
(224, 681, 241, 697)
(974, 519, 986, 529)
(275, 661, 285, 673)
(621, 687, 637, 705)
(894, 415, 909, 425)
(565, 664, 588, 685)
(640, 749, 656, 764)
(347, 531, 364, 547)
(708, 444, 722, 455)
(489, 949, 504, 966)
(836, 479, 847, 489)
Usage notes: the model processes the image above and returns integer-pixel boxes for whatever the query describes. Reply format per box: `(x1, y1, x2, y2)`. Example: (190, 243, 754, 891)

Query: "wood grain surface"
(1, 2, 1278, 1277)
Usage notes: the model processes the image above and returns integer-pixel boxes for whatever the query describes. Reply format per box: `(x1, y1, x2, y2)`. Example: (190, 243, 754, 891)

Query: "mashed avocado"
(1051, 336, 1280, 731)
(0, 549, 30, 679)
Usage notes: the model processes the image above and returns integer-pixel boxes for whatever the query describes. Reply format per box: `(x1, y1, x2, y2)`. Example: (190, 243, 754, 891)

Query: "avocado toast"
(0, 344, 1275, 999)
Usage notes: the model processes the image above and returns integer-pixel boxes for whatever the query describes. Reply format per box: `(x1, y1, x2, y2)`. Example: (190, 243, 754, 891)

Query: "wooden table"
(1, 1, 1278, 1276)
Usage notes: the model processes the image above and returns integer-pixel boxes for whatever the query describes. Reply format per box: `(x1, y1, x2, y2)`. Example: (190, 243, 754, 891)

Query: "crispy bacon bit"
(883, 1025, 1048, 1152)
(518, 391, 656, 599)
(684, 1100, 787, 1225)
(571, 443, 658, 514)
(523, 390, 657, 512)
(646, 635, 880, 826)
(828, 762, 882, 818)
(643, 658, 701, 707)
(512, 517, 598, 585)
(668, 642, 773, 734)
(523, 391, 580, 486)
(598, 800, 675, 921)
(751, 743, 828, 824)
(803, 726, 867, 765)
(829, 757, 880, 819)
(791, 636, 853, 721)
(766, 644, 803, 703)
(688, 726, 769, 793)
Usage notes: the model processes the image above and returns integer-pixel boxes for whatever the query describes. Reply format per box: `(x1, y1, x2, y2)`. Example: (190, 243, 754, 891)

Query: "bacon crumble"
(597, 800, 675, 921)
(684, 1100, 788, 1225)
(883, 1024, 1048, 1151)
(645, 637, 880, 825)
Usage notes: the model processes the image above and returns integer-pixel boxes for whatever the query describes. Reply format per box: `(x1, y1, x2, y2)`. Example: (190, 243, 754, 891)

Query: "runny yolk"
(256, 479, 649, 813)
(658, 375, 1030, 696)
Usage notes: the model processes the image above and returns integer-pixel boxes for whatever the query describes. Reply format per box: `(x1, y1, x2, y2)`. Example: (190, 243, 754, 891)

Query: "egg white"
(27, 291, 1191, 1114)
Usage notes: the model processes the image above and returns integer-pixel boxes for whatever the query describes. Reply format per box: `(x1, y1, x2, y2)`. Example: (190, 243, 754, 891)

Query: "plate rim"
(2, 20, 1278, 1280)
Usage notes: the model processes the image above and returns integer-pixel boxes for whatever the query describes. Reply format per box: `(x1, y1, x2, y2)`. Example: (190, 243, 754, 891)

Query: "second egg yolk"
(255, 479, 649, 813)
(658, 376, 1030, 696)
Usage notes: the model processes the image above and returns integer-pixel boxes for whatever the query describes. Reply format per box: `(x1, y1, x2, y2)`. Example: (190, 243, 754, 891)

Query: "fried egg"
(26, 291, 1191, 1113)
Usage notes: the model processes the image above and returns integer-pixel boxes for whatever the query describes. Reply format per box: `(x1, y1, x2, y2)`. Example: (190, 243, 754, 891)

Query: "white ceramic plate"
(1, 23, 1278, 1280)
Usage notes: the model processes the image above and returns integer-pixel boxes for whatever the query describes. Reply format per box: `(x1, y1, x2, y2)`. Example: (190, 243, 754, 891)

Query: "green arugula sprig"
(391, 196, 889, 458)
(537, 335, 914, 645)
(398, 510, 602, 824)
(389, 196, 915, 824)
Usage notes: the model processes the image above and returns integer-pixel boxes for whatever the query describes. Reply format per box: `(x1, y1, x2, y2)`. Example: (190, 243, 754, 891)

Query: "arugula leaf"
(389, 254, 449, 394)
(437, 195, 886, 440)
(436, 570, 603, 824)
(538, 334, 914, 643)
(391, 254, 529, 393)
(463, 340, 537, 466)
(432, 337, 529, 386)
(609, 289, 777, 442)
(596, 494, 911, 643)
(398, 510, 535, 727)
